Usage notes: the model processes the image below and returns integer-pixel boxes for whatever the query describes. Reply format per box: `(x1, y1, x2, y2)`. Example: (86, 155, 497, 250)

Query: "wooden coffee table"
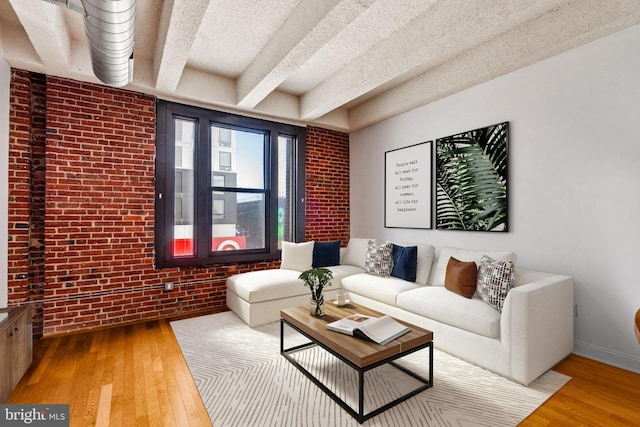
(280, 302, 433, 424)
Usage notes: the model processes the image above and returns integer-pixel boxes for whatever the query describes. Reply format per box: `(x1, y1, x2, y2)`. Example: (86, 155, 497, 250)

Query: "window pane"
(219, 128, 232, 147)
(212, 191, 265, 252)
(211, 126, 264, 189)
(213, 199, 225, 217)
(212, 174, 225, 187)
(173, 118, 195, 257)
(219, 152, 232, 171)
(278, 135, 294, 248)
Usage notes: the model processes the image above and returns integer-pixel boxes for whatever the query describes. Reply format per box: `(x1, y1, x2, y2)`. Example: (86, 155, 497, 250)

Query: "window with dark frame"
(155, 100, 306, 268)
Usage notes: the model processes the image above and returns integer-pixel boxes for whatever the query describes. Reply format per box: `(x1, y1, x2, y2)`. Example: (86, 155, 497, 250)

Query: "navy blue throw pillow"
(312, 240, 341, 267)
(391, 244, 418, 282)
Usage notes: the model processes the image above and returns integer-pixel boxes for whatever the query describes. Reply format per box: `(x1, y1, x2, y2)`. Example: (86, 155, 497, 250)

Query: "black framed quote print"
(436, 121, 509, 232)
(384, 141, 433, 229)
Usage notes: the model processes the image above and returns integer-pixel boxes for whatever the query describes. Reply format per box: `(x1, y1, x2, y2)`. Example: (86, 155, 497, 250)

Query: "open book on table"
(326, 314, 411, 345)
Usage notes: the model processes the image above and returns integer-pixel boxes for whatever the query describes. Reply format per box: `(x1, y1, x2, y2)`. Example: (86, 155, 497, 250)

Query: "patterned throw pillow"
(476, 255, 516, 312)
(364, 240, 393, 277)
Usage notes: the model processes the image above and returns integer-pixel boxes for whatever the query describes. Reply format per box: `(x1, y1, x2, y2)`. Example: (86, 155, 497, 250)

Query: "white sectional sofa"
(226, 238, 574, 385)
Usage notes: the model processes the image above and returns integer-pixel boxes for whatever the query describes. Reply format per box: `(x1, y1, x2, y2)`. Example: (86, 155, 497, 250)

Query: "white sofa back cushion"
(342, 238, 374, 269)
(280, 241, 314, 271)
(391, 242, 435, 285)
(432, 246, 517, 286)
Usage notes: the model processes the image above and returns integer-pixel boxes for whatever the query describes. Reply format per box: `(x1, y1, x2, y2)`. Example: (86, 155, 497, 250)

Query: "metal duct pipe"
(44, 0, 136, 88)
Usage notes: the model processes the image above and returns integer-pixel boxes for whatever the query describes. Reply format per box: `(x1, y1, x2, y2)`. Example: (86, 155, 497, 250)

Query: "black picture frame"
(384, 141, 433, 229)
(435, 122, 509, 232)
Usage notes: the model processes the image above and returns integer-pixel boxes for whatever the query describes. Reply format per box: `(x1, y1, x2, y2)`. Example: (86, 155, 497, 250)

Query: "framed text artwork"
(436, 121, 509, 232)
(384, 141, 433, 229)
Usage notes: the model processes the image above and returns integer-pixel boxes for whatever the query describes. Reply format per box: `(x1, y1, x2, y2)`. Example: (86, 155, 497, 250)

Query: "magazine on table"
(326, 313, 410, 345)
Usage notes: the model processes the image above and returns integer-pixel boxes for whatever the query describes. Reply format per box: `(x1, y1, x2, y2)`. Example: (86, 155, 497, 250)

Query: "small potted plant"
(299, 267, 334, 317)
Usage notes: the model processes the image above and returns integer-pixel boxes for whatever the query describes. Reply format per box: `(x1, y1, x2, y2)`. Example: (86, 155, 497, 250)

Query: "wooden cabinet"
(0, 306, 33, 403)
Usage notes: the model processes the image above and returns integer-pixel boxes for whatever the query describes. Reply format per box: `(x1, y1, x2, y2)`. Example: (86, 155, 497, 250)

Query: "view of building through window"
(173, 118, 195, 256)
(210, 126, 264, 252)
(172, 126, 295, 256)
(155, 100, 305, 268)
(278, 135, 294, 248)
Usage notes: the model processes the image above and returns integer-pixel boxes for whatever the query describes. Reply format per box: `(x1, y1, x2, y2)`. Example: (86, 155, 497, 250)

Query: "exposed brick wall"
(305, 127, 350, 245)
(43, 76, 159, 335)
(7, 70, 35, 307)
(7, 71, 350, 336)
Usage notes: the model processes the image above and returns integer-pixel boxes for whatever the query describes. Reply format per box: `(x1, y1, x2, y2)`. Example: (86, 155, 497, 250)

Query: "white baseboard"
(573, 340, 640, 374)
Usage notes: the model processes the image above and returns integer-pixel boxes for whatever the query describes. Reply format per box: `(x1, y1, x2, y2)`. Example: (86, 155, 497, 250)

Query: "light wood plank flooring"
(8, 315, 640, 426)
(9, 315, 213, 427)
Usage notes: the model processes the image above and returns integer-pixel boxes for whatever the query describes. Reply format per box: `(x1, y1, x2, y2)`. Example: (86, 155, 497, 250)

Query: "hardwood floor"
(8, 315, 640, 426)
(8, 316, 212, 427)
(521, 354, 640, 426)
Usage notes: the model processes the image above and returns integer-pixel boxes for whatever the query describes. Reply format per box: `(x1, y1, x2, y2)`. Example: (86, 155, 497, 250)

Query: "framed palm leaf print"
(436, 122, 509, 232)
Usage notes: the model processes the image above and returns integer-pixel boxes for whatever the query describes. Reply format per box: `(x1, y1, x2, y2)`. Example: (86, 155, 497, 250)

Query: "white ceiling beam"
(0, 21, 41, 70)
(8, 0, 72, 68)
(170, 68, 319, 129)
(278, 0, 438, 95)
(153, 0, 209, 92)
(236, 0, 374, 109)
(309, 108, 350, 132)
(300, 0, 565, 121)
(348, 0, 640, 131)
(174, 67, 237, 108)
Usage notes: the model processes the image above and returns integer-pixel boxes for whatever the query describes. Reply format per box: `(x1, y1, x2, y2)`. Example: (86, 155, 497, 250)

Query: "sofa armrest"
(500, 274, 574, 385)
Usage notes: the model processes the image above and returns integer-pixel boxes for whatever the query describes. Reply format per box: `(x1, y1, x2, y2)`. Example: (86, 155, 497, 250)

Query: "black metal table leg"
(280, 318, 433, 424)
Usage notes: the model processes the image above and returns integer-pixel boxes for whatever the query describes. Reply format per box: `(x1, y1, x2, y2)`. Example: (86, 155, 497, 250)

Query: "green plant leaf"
(299, 267, 333, 299)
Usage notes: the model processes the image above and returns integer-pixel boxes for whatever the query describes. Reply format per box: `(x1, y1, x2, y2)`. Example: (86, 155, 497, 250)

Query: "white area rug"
(171, 311, 569, 427)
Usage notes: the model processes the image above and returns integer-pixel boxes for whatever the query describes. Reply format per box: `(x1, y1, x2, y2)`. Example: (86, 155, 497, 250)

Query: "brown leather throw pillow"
(444, 257, 478, 298)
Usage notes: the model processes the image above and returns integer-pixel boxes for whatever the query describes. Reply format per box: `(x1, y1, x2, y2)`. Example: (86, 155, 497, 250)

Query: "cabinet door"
(10, 309, 33, 390)
(0, 328, 12, 403)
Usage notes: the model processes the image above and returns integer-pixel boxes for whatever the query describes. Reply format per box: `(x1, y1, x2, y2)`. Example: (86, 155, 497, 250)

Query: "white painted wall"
(0, 57, 10, 308)
(350, 24, 640, 373)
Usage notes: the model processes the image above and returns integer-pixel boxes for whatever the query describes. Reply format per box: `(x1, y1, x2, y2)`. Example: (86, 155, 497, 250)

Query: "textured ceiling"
(1, 0, 639, 131)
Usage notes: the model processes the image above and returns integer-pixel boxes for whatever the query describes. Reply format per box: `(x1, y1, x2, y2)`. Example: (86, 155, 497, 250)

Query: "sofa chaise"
(226, 238, 574, 385)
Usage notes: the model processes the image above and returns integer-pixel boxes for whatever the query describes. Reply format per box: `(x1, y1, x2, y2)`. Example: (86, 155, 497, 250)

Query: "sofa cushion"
(444, 257, 477, 298)
(312, 240, 341, 267)
(280, 241, 314, 271)
(227, 269, 308, 303)
(364, 240, 393, 277)
(326, 264, 365, 283)
(476, 255, 516, 312)
(433, 246, 517, 286)
(391, 244, 417, 282)
(227, 264, 360, 304)
(396, 286, 501, 338)
(342, 238, 374, 269)
(341, 273, 419, 306)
